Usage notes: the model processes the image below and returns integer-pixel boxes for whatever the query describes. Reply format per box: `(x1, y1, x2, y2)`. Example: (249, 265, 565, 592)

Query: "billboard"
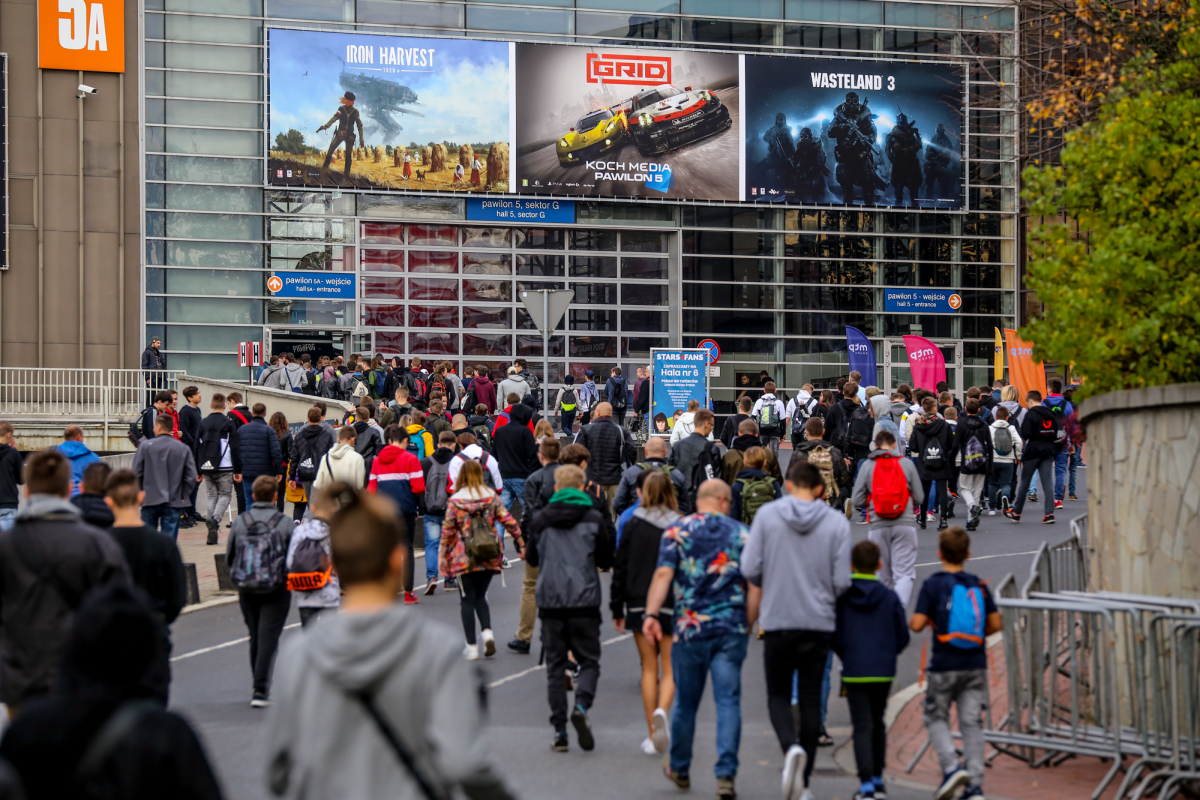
(513, 44, 741, 200)
(743, 56, 962, 208)
(267, 29, 512, 192)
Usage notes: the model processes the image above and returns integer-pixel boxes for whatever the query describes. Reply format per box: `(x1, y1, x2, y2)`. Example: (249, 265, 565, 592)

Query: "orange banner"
(1004, 329, 1048, 407)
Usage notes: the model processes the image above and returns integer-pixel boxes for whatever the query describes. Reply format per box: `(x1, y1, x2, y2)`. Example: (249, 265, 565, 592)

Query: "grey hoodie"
(497, 374, 530, 406)
(1000, 399, 1025, 427)
(741, 495, 851, 632)
(868, 395, 905, 455)
(257, 363, 284, 388)
(265, 605, 515, 800)
(851, 448, 925, 530)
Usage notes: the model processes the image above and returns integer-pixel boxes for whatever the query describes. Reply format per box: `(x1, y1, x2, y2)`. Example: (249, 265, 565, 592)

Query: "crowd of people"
(0, 353, 1084, 800)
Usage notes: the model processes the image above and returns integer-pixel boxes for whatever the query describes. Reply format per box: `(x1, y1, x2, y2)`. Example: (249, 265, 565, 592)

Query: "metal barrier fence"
(0, 369, 185, 423)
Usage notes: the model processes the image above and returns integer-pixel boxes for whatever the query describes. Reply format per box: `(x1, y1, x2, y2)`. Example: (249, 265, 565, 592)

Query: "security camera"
(77, 84, 97, 97)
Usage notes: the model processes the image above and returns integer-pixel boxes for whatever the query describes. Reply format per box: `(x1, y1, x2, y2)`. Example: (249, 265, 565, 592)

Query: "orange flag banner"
(1004, 329, 1048, 407)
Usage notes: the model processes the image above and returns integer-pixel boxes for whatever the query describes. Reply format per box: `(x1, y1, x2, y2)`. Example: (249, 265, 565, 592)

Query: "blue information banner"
(884, 288, 963, 314)
(269, 273, 356, 299)
(466, 198, 575, 224)
(651, 349, 708, 419)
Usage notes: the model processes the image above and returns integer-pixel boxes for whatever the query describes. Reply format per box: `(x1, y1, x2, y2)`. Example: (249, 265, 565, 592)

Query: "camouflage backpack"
(806, 445, 840, 500)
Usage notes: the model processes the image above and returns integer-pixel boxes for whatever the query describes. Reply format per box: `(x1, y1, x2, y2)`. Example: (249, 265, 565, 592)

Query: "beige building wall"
(0, 0, 141, 368)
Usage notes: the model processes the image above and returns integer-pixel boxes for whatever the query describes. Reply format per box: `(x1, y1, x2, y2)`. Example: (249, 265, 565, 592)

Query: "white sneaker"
(800, 791, 814, 800)
(652, 707, 670, 754)
(782, 744, 807, 800)
(481, 629, 496, 657)
(988, 509, 997, 516)
(641, 736, 657, 755)
(463, 644, 479, 661)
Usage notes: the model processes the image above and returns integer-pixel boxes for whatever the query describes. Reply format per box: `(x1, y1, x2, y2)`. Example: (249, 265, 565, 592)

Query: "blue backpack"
(937, 578, 987, 650)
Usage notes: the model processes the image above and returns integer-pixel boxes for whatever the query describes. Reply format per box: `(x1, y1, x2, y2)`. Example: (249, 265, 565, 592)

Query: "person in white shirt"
(750, 382, 788, 455)
(987, 405, 1023, 515)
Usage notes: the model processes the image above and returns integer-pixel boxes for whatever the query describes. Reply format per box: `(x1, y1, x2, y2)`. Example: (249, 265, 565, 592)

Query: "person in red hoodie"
(471, 365, 498, 413)
(368, 424, 426, 605)
(490, 392, 522, 436)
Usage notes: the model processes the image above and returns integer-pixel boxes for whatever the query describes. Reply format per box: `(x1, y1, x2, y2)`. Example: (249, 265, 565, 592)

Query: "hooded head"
(510, 402, 534, 428)
(564, 375, 575, 385)
(58, 583, 162, 701)
(869, 394, 891, 419)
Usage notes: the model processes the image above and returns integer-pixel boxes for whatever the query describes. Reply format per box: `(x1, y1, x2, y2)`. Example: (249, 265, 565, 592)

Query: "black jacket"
(610, 508, 679, 620)
(493, 404, 540, 479)
(525, 500, 614, 618)
(522, 462, 558, 530)
(140, 346, 165, 371)
(227, 406, 251, 429)
(178, 405, 203, 449)
(575, 418, 635, 485)
(911, 415, 956, 480)
(954, 413, 994, 475)
(289, 423, 335, 482)
(720, 413, 750, 448)
(794, 438, 852, 491)
(237, 417, 283, 479)
(1020, 405, 1062, 460)
(634, 378, 650, 414)
(0, 444, 23, 509)
(70, 493, 115, 528)
(823, 396, 862, 451)
(669, 431, 722, 513)
(107, 524, 187, 625)
(352, 422, 384, 475)
(195, 412, 241, 474)
(0, 498, 130, 705)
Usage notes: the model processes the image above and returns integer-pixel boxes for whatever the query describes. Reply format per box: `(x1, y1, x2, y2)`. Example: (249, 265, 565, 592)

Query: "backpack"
(846, 407, 875, 452)
(870, 455, 909, 519)
(937, 579, 988, 650)
(287, 536, 331, 591)
(456, 451, 496, 490)
(471, 424, 493, 452)
(993, 424, 1014, 457)
(959, 422, 989, 475)
(349, 374, 370, 401)
(560, 388, 577, 412)
(736, 475, 776, 525)
(409, 374, 428, 403)
(875, 415, 900, 448)
(196, 425, 232, 474)
(637, 461, 672, 481)
(427, 376, 449, 403)
(611, 380, 627, 411)
(578, 382, 596, 412)
(921, 437, 947, 471)
(806, 445, 840, 500)
(229, 511, 288, 592)
(424, 457, 452, 515)
(465, 505, 502, 565)
(790, 398, 817, 436)
(367, 369, 385, 399)
(302, 368, 318, 396)
(758, 398, 781, 434)
(681, 443, 720, 513)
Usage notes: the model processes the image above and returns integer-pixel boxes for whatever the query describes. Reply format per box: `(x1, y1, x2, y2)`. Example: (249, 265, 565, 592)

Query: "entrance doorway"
(266, 328, 357, 365)
(882, 340, 963, 397)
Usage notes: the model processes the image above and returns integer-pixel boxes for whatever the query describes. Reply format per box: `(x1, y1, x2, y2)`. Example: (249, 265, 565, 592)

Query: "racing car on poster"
(515, 44, 741, 201)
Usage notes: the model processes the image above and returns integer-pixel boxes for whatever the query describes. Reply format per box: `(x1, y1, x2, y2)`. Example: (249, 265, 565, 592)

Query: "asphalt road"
(168, 457, 1087, 800)
(515, 87, 741, 201)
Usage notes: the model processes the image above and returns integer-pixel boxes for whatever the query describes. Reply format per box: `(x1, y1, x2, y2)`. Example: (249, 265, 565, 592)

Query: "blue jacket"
(605, 376, 628, 409)
(57, 440, 100, 498)
(237, 417, 283, 479)
(833, 575, 910, 681)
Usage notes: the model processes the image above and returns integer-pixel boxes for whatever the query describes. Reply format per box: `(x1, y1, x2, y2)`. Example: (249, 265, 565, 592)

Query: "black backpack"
(921, 437, 947, 471)
(845, 406, 875, 452)
(791, 397, 817, 436)
(611, 380, 627, 411)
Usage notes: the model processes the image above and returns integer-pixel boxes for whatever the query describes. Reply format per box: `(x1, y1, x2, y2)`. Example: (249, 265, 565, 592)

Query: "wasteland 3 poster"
(743, 56, 963, 209)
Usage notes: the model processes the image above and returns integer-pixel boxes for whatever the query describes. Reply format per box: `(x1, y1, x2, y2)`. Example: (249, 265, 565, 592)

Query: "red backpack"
(871, 455, 910, 519)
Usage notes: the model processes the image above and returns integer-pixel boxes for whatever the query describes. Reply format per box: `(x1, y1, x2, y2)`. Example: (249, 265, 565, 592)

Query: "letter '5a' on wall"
(39, 0, 125, 72)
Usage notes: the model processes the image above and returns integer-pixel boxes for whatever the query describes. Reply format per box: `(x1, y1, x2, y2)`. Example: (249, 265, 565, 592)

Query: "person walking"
(574, 401, 636, 515)
(0, 452, 128, 712)
(470, 364, 498, 413)
(722, 418, 784, 487)
(785, 386, 821, 450)
(850, 430, 924, 605)
(669, 400, 705, 447)
(508, 436, 561, 654)
(954, 400, 993, 531)
(269, 412, 294, 515)
(987, 406, 1022, 515)
(834, 540, 910, 800)
(440, 460, 518, 659)
(670, 409, 723, 514)
(730, 446, 782, 526)
(643, 479, 753, 800)
(419, 431, 459, 595)
(238, 403, 284, 510)
(743, 461, 852, 800)
(313, 426, 366, 496)
(285, 484, 342, 627)
(633, 366, 652, 434)
(498, 366, 531, 409)
(103, 468, 188, 703)
(0, 421, 22, 532)
(368, 425, 426, 605)
(494, 401, 540, 533)
(524, 463, 613, 752)
(1006, 390, 1061, 524)
(1043, 378, 1074, 510)
(793, 417, 853, 517)
(227, 476, 293, 707)
(178, 386, 204, 525)
(264, 489, 518, 800)
(721, 397, 754, 449)
(613, 436, 685, 517)
(555, 375, 580, 435)
(56, 424, 99, 498)
(911, 396, 955, 530)
(289, 406, 335, 519)
(611, 471, 681, 756)
(71, 461, 115, 528)
(578, 370, 600, 426)
(751, 381, 787, 456)
(196, 392, 242, 544)
(133, 415, 199, 541)
(605, 368, 629, 428)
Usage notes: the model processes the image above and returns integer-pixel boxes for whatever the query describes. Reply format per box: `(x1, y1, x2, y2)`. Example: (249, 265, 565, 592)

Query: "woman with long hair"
(440, 459, 520, 660)
(610, 470, 680, 755)
(534, 419, 555, 440)
(269, 412, 294, 515)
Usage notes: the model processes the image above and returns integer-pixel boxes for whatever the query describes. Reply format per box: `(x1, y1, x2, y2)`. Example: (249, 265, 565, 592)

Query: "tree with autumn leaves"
(1021, 0, 1200, 395)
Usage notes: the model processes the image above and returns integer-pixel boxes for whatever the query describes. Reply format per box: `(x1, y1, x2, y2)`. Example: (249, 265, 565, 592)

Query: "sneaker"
(946, 497, 957, 518)
(1054, 499, 1063, 509)
(501, 557, 512, 569)
(205, 517, 219, 545)
(987, 509, 997, 516)
(782, 744, 807, 800)
(916, 512, 927, 530)
(571, 705, 595, 751)
(250, 692, 270, 709)
(1003, 508, 1020, 522)
(966, 516, 980, 531)
(664, 761, 690, 791)
(404, 591, 418, 605)
(552, 730, 569, 752)
(507, 637, 531, 654)
(960, 785, 984, 799)
(716, 775, 736, 800)
(1029, 492, 1038, 502)
(854, 788, 876, 800)
(424, 581, 437, 596)
(1001, 496, 1011, 513)
(652, 708, 670, 754)
(857, 516, 871, 525)
(1069, 494, 1078, 501)
(937, 518, 949, 531)
(818, 726, 834, 747)
(935, 767, 971, 800)
(463, 644, 479, 660)
(641, 737, 657, 755)
(444, 577, 457, 589)
(843, 497, 854, 520)
(873, 779, 888, 800)
(481, 629, 496, 657)
(1043, 514, 1056, 524)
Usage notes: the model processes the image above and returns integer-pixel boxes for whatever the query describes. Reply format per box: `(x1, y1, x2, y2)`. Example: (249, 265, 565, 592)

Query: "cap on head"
(343, 91, 356, 102)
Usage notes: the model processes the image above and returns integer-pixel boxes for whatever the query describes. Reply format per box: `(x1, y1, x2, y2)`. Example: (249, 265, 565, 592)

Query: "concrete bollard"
(214, 553, 236, 592)
(184, 562, 201, 606)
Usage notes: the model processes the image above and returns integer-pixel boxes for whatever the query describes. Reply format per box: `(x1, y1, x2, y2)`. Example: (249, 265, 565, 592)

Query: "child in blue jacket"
(834, 540, 910, 800)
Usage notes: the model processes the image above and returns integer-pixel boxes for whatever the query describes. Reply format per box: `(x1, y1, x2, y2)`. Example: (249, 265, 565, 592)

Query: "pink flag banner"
(903, 335, 947, 391)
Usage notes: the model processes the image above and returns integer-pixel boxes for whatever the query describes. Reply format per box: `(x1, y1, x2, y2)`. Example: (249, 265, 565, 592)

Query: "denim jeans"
(141, 503, 181, 541)
(988, 462, 1015, 509)
(498, 478, 525, 547)
(1054, 450, 1069, 501)
(423, 515, 444, 581)
(671, 632, 748, 779)
(1068, 451, 1080, 496)
(0, 507, 17, 532)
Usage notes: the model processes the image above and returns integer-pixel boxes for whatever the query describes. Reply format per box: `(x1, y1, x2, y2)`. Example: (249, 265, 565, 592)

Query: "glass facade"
(142, 0, 1018, 406)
